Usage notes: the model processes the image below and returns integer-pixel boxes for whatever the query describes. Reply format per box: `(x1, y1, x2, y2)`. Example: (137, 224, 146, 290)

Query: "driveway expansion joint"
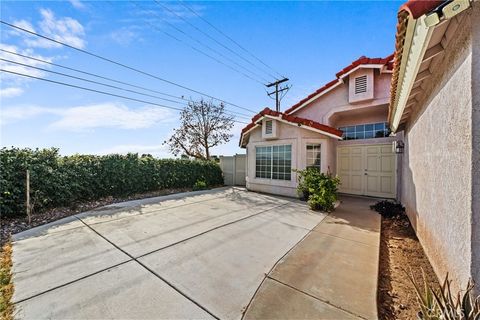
(134, 201, 292, 260)
(75, 217, 221, 320)
(13, 259, 133, 305)
(241, 211, 328, 319)
(311, 229, 380, 247)
(266, 276, 367, 320)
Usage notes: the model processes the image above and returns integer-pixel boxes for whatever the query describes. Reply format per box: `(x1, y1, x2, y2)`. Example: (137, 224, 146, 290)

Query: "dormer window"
(262, 118, 277, 139)
(354, 75, 368, 94)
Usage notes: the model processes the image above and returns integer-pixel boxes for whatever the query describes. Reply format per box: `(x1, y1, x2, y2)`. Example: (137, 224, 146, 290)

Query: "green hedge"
(0, 148, 224, 218)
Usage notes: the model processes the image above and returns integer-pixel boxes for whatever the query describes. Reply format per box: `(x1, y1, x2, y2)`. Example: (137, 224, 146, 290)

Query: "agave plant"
(408, 269, 480, 319)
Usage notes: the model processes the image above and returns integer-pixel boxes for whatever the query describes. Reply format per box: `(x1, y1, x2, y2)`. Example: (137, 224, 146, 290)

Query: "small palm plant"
(408, 269, 480, 319)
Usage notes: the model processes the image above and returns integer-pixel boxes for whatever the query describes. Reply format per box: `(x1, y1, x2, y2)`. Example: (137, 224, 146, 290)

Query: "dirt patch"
(0, 241, 14, 320)
(377, 214, 440, 320)
(1, 188, 194, 246)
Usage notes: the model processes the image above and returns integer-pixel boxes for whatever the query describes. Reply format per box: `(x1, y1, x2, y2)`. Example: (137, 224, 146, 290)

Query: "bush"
(0, 148, 224, 218)
(192, 179, 208, 191)
(296, 168, 340, 212)
(370, 200, 405, 218)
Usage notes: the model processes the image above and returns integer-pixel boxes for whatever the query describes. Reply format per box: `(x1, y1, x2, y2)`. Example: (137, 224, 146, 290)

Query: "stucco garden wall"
(400, 12, 474, 292)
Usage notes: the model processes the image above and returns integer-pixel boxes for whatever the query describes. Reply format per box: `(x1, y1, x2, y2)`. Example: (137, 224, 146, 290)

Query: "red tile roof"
(285, 54, 394, 115)
(400, 0, 443, 19)
(239, 107, 342, 147)
(388, 0, 444, 126)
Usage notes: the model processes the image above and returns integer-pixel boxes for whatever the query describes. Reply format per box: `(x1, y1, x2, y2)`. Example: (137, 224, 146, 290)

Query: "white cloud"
(110, 27, 139, 46)
(1, 103, 173, 132)
(0, 105, 53, 125)
(0, 87, 24, 98)
(0, 43, 54, 92)
(68, 0, 85, 10)
(13, 9, 86, 49)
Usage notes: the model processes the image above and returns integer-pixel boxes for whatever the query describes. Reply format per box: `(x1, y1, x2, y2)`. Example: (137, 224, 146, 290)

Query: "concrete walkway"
(12, 188, 327, 320)
(244, 196, 381, 320)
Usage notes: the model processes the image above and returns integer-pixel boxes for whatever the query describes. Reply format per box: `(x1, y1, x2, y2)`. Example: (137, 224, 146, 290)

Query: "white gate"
(219, 154, 246, 186)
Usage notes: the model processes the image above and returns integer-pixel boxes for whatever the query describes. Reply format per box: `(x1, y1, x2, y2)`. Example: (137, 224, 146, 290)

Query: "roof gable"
(284, 54, 394, 115)
(239, 107, 342, 147)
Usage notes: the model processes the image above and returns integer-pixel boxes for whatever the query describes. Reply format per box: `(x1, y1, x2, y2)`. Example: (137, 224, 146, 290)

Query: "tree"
(164, 99, 235, 160)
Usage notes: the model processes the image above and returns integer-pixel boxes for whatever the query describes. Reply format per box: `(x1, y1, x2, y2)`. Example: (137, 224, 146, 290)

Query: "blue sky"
(0, 0, 402, 158)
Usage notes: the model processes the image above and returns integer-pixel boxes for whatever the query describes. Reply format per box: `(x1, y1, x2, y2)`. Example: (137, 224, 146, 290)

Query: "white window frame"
(255, 144, 292, 181)
(262, 118, 277, 139)
(301, 138, 327, 173)
(306, 144, 322, 170)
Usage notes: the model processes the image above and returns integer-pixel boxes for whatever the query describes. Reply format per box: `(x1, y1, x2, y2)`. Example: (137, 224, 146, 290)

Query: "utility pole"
(266, 78, 290, 112)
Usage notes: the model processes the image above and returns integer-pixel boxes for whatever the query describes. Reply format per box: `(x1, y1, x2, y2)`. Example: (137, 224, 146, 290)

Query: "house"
(240, 0, 478, 294)
(239, 54, 398, 199)
(388, 0, 479, 293)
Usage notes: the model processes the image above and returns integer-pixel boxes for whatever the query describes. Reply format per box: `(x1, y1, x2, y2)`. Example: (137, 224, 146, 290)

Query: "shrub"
(296, 168, 340, 212)
(193, 179, 208, 191)
(370, 200, 405, 218)
(0, 148, 224, 218)
(408, 270, 480, 319)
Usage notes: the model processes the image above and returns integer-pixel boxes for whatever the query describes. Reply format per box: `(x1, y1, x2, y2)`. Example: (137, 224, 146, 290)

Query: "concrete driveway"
(12, 187, 327, 320)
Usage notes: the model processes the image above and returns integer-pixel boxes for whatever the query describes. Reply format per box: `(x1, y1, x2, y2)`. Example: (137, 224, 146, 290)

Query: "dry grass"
(0, 241, 14, 320)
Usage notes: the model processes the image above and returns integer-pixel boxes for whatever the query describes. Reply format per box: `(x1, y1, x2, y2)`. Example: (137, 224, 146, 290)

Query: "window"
(338, 122, 390, 140)
(265, 120, 273, 134)
(354, 75, 368, 94)
(306, 144, 321, 170)
(255, 145, 291, 180)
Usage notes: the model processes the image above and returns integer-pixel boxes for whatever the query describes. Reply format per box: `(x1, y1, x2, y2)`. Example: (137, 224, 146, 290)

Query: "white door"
(337, 144, 396, 198)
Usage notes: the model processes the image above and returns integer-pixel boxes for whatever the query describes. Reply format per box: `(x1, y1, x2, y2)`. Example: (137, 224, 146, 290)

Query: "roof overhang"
(388, 0, 472, 132)
(337, 64, 386, 79)
(239, 112, 343, 148)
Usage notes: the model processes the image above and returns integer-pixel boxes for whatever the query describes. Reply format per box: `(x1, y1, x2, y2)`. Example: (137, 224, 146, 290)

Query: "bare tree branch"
(163, 99, 235, 160)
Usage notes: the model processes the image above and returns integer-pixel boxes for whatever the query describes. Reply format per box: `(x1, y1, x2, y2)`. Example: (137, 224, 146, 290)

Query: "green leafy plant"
(0, 148, 224, 218)
(408, 269, 480, 319)
(370, 200, 405, 218)
(295, 167, 340, 212)
(193, 179, 208, 191)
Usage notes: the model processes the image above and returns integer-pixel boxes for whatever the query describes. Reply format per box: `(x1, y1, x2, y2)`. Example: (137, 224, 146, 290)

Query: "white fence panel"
(219, 154, 246, 186)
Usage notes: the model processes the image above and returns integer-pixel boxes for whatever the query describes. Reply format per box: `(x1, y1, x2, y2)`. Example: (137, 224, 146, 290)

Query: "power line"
(0, 48, 187, 103)
(0, 53, 253, 119)
(129, 1, 266, 85)
(178, 0, 284, 79)
(1, 69, 250, 125)
(153, 0, 272, 83)
(0, 20, 257, 114)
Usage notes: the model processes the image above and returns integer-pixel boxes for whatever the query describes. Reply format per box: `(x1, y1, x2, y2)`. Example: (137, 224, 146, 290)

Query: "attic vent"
(354, 75, 368, 94)
(265, 120, 273, 134)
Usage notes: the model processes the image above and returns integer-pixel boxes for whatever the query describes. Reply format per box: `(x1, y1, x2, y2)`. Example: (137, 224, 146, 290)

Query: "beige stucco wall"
(245, 121, 335, 198)
(291, 70, 392, 127)
(400, 10, 476, 291)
